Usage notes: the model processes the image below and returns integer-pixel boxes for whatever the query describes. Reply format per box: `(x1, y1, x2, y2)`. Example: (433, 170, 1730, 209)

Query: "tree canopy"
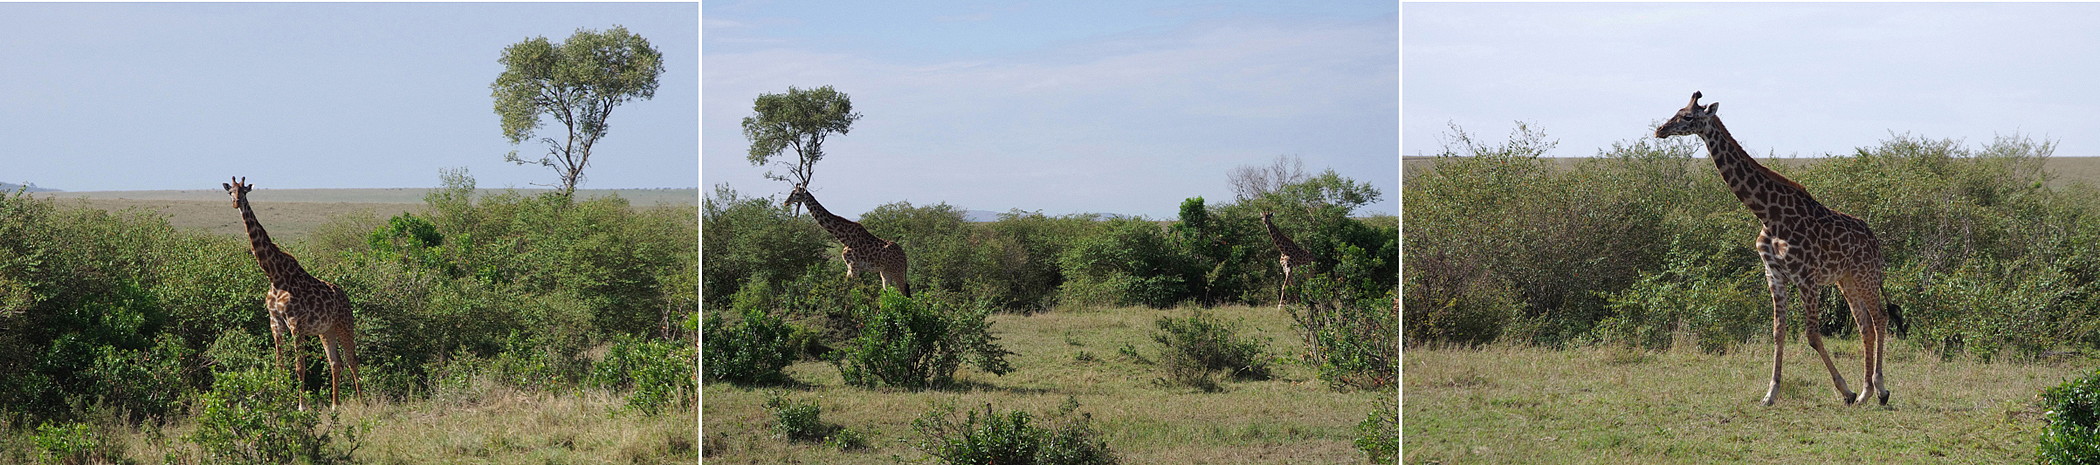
(742, 85, 862, 188)
(492, 25, 665, 198)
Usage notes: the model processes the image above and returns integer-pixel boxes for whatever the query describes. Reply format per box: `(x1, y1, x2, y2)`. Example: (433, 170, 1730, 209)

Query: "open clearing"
(702, 304, 1390, 464)
(1404, 342, 2093, 464)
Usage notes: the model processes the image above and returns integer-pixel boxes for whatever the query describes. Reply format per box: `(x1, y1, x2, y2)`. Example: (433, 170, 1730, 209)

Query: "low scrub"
(833, 289, 1013, 389)
(1151, 309, 1273, 391)
(911, 398, 1117, 465)
(182, 368, 359, 465)
(2040, 368, 2100, 464)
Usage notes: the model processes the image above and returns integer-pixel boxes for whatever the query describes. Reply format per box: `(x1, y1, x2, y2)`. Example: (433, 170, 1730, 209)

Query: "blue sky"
(1, 3, 698, 192)
(1405, 3, 2100, 161)
(704, 1, 1398, 219)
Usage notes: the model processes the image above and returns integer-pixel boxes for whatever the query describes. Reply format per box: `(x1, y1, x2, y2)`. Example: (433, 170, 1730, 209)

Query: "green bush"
(1594, 248, 1767, 354)
(834, 289, 1013, 389)
(2040, 368, 2100, 464)
(30, 421, 129, 465)
(588, 335, 695, 416)
(1152, 309, 1273, 391)
(702, 184, 828, 307)
(912, 398, 1118, 465)
(1354, 399, 1397, 465)
(764, 392, 837, 442)
(1058, 218, 1198, 309)
(185, 368, 358, 465)
(701, 297, 798, 386)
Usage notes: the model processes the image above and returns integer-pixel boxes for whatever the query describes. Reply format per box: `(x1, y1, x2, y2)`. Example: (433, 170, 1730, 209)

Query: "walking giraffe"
(784, 184, 912, 297)
(225, 177, 362, 407)
(1655, 92, 1894, 406)
(1261, 211, 1324, 306)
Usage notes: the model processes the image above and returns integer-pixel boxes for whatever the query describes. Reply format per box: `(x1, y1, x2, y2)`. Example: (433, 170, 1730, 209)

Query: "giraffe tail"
(1886, 304, 1908, 339)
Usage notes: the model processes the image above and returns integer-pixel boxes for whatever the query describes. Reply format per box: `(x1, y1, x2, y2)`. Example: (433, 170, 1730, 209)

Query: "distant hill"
(0, 182, 58, 193)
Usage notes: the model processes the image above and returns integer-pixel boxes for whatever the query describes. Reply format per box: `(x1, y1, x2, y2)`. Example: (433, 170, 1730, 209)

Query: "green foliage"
(1354, 399, 1398, 465)
(185, 368, 358, 465)
(1059, 218, 1198, 309)
(30, 421, 129, 465)
(743, 85, 863, 186)
(1150, 310, 1272, 391)
(764, 392, 837, 442)
(911, 398, 1118, 465)
(702, 289, 799, 385)
(493, 25, 666, 196)
(702, 184, 829, 307)
(1593, 248, 1767, 354)
(1289, 277, 1398, 391)
(834, 289, 1014, 389)
(2039, 368, 2100, 464)
(587, 335, 696, 416)
(84, 333, 195, 425)
(365, 213, 448, 272)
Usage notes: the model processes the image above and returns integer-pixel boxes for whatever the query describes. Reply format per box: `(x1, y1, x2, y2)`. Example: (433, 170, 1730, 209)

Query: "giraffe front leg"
(1762, 280, 1788, 406)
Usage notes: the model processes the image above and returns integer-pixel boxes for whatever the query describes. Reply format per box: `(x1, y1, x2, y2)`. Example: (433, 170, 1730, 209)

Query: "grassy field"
(93, 386, 697, 463)
(702, 304, 1391, 464)
(28, 188, 696, 242)
(1404, 340, 2093, 464)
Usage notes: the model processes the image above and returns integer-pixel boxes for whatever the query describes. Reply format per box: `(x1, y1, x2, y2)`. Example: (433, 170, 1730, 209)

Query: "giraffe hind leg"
(1800, 287, 1855, 404)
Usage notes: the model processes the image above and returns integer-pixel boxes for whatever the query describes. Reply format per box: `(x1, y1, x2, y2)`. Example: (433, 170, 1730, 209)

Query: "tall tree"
(742, 85, 862, 189)
(492, 25, 665, 198)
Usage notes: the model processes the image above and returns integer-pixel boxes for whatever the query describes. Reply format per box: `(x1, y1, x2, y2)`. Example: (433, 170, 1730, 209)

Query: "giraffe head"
(222, 176, 253, 208)
(1654, 91, 1720, 138)
(1260, 211, 1275, 221)
(783, 183, 814, 209)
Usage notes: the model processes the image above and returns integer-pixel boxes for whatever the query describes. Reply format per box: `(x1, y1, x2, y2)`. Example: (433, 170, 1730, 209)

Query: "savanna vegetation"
(1405, 122, 2100, 462)
(0, 169, 697, 463)
(701, 159, 1397, 463)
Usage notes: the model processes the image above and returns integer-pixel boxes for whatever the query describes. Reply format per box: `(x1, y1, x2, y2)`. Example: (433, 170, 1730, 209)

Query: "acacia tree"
(742, 86, 862, 189)
(492, 25, 665, 198)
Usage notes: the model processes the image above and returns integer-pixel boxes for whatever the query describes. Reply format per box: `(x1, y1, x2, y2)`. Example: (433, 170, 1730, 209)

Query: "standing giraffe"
(1261, 211, 1324, 306)
(224, 177, 362, 407)
(784, 184, 911, 297)
(1655, 92, 1893, 406)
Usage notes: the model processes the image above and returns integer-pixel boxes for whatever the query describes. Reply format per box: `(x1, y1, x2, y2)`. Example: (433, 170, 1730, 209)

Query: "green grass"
(1404, 340, 2090, 464)
(90, 386, 696, 464)
(703, 304, 1388, 464)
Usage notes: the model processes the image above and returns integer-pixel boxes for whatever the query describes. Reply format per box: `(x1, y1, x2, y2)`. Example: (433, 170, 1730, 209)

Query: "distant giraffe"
(1655, 92, 1893, 406)
(225, 177, 361, 407)
(1261, 211, 1324, 306)
(784, 184, 911, 297)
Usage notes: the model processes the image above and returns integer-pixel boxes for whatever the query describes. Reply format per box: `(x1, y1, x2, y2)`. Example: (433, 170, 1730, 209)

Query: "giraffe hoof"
(1759, 396, 1775, 406)
(1878, 390, 1890, 406)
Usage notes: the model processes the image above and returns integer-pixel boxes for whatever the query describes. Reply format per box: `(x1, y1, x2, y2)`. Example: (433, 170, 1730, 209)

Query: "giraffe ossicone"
(1656, 92, 1895, 406)
(225, 176, 362, 408)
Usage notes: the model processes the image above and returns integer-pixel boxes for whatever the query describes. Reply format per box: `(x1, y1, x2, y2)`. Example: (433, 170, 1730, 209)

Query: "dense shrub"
(700, 296, 798, 386)
(1404, 123, 2100, 354)
(2040, 368, 2100, 464)
(1289, 276, 1397, 391)
(1355, 399, 1398, 465)
(588, 335, 696, 416)
(29, 421, 130, 465)
(1151, 310, 1272, 391)
(912, 398, 1118, 465)
(702, 184, 828, 308)
(185, 368, 358, 465)
(834, 289, 1014, 389)
(1058, 218, 1199, 309)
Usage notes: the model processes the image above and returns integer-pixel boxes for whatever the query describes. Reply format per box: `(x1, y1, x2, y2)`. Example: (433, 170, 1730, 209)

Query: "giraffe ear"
(1706, 102, 1720, 114)
(222, 183, 232, 191)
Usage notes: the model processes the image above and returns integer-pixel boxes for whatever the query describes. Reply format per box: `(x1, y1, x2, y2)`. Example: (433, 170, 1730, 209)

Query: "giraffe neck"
(798, 194, 881, 246)
(1697, 118, 1823, 223)
(1262, 216, 1301, 254)
(236, 199, 314, 286)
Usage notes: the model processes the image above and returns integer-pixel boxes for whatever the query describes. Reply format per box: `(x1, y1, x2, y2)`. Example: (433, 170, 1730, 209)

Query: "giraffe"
(783, 184, 912, 297)
(224, 177, 362, 407)
(1261, 211, 1325, 306)
(1655, 92, 1893, 406)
